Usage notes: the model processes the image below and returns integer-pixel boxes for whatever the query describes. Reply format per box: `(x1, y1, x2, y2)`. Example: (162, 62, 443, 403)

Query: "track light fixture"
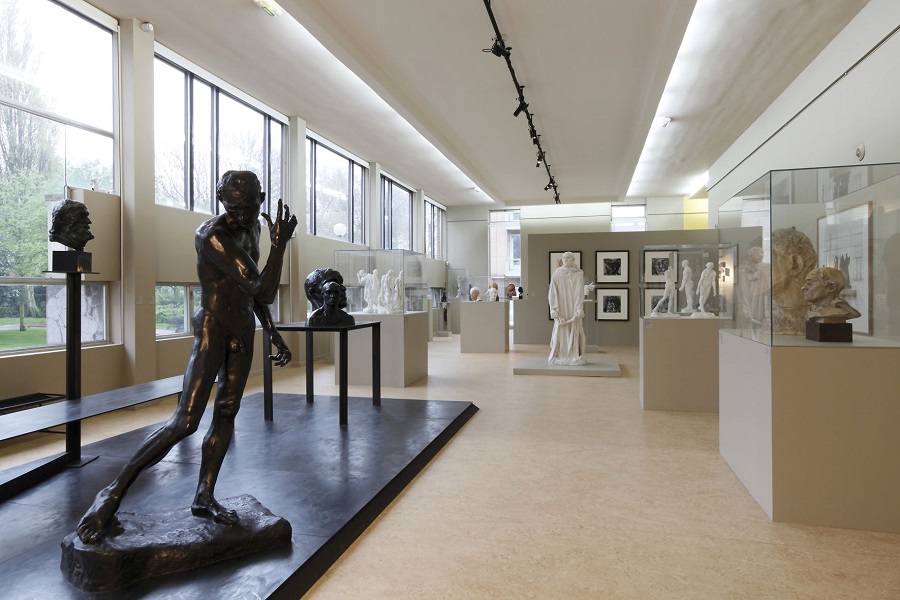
(482, 0, 560, 203)
(513, 100, 528, 118)
(482, 37, 511, 58)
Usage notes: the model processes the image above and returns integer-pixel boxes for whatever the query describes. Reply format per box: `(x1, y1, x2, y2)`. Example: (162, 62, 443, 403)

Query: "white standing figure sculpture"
(548, 251, 588, 366)
(378, 269, 395, 313)
(456, 275, 466, 299)
(357, 269, 378, 313)
(651, 266, 678, 317)
(390, 270, 404, 311)
(694, 262, 717, 316)
(679, 260, 695, 313)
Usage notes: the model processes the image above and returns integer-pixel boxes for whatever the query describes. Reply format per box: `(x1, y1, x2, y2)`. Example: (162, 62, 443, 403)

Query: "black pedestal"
(60, 495, 291, 593)
(806, 320, 852, 342)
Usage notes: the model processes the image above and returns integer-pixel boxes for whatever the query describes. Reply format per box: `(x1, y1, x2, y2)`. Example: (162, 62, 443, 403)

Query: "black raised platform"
(0, 392, 477, 598)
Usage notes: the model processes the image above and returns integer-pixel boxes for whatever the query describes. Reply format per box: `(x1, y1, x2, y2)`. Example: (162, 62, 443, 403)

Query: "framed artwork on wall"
(643, 250, 678, 284)
(549, 251, 582, 282)
(596, 288, 628, 321)
(816, 202, 872, 334)
(596, 251, 628, 284)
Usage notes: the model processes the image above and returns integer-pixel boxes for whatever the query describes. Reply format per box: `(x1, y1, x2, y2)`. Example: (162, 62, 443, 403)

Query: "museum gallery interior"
(2, 0, 900, 597)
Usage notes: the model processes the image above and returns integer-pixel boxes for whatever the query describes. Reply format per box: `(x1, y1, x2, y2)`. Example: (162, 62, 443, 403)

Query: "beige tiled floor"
(4, 335, 900, 598)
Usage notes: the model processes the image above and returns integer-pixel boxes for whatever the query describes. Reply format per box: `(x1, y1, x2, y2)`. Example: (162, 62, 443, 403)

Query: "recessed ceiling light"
(254, 0, 283, 17)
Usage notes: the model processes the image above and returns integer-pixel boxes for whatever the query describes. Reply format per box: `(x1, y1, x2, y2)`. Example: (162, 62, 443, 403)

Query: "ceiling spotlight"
(657, 116, 672, 128)
(544, 180, 555, 191)
(140, 22, 154, 33)
(535, 152, 544, 168)
(254, 0, 283, 17)
(482, 38, 511, 58)
(513, 100, 528, 118)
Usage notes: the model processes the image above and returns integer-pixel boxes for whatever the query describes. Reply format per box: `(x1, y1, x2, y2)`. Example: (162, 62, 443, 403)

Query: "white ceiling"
(85, 0, 868, 208)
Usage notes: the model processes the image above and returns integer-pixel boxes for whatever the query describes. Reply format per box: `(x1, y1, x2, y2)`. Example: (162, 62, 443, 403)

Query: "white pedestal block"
(448, 299, 462, 334)
(639, 317, 724, 412)
(720, 330, 900, 532)
(335, 312, 428, 388)
(460, 301, 509, 353)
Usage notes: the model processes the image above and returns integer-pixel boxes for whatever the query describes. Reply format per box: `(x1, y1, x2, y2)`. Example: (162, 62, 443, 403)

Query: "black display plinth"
(51, 250, 92, 273)
(60, 494, 291, 593)
(806, 320, 852, 342)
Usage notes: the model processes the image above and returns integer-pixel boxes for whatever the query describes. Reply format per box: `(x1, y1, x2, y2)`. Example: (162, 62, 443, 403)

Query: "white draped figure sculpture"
(548, 251, 588, 366)
(357, 269, 379, 313)
(679, 260, 695, 313)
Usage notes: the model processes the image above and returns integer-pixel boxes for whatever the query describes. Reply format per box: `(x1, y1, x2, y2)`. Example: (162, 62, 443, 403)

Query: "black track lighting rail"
(481, 0, 560, 203)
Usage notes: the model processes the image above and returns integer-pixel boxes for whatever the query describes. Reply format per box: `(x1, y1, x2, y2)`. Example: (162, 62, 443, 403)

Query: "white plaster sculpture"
(357, 269, 379, 313)
(548, 251, 587, 366)
(738, 246, 770, 330)
(485, 282, 500, 302)
(651, 266, 678, 317)
(456, 275, 466, 299)
(771, 228, 817, 334)
(693, 262, 717, 317)
(679, 260, 695, 313)
(470, 286, 481, 301)
(389, 270, 404, 312)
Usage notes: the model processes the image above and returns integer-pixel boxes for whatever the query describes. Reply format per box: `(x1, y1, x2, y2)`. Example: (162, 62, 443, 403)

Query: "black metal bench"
(0, 392, 66, 416)
(0, 375, 184, 501)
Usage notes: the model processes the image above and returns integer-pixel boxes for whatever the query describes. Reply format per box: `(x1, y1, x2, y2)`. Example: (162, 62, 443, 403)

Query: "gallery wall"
(515, 229, 718, 347)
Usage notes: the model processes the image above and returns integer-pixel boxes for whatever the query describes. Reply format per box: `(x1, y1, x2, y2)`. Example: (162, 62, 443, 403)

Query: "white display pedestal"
(639, 317, 723, 412)
(448, 298, 462, 334)
(434, 302, 450, 337)
(335, 312, 428, 388)
(459, 301, 509, 353)
(719, 330, 900, 532)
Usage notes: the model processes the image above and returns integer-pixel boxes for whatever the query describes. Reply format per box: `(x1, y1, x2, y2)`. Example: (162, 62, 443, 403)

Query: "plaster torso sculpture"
(76, 171, 297, 544)
(679, 260, 695, 313)
(771, 228, 817, 334)
(548, 251, 587, 366)
(693, 262, 717, 316)
(651, 266, 678, 317)
(801, 267, 861, 323)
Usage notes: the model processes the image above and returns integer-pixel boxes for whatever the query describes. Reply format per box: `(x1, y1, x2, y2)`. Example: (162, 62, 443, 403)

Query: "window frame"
(153, 48, 288, 216)
(381, 174, 413, 250)
(306, 132, 367, 244)
(424, 197, 447, 260)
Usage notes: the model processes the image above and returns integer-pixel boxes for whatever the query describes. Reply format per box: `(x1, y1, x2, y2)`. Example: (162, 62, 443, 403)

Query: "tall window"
(611, 204, 647, 232)
(489, 209, 521, 279)
(424, 197, 446, 259)
(153, 52, 286, 215)
(382, 175, 412, 250)
(0, 0, 115, 353)
(306, 134, 366, 243)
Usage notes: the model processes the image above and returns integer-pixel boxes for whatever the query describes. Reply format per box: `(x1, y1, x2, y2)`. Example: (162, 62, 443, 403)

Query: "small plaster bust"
(470, 286, 481, 301)
(801, 267, 861, 323)
(486, 282, 500, 302)
(49, 199, 94, 251)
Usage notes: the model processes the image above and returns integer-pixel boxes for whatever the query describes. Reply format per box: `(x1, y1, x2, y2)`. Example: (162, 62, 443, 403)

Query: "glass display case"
(334, 249, 428, 314)
(468, 276, 508, 302)
(640, 243, 737, 319)
(448, 268, 470, 301)
(717, 162, 900, 346)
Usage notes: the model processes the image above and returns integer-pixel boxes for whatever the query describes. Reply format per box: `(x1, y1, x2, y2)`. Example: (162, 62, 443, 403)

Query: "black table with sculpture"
(263, 320, 381, 426)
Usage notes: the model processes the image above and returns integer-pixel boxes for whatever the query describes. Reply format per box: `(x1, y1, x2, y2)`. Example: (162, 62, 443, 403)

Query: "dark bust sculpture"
(75, 171, 297, 545)
(305, 268, 355, 326)
(49, 199, 94, 251)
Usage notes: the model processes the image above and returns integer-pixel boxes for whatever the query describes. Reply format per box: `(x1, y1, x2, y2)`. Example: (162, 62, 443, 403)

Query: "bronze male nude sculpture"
(76, 171, 297, 544)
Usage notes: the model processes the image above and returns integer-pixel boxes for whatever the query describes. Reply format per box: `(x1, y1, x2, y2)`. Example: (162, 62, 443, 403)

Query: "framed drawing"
(816, 202, 872, 334)
(596, 251, 628, 284)
(643, 250, 677, 284)
(596, 288, 628, 321)
(643, 288, 676, 316)
(549, 251, 581, 282)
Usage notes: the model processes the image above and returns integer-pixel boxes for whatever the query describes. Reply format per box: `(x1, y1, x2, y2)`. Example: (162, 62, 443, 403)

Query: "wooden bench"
(0, 375, 184, 501)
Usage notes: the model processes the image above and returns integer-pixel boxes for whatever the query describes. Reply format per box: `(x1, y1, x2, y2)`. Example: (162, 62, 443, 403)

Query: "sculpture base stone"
(60, 495, 291, 593)
(805, 320, 852, 343)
